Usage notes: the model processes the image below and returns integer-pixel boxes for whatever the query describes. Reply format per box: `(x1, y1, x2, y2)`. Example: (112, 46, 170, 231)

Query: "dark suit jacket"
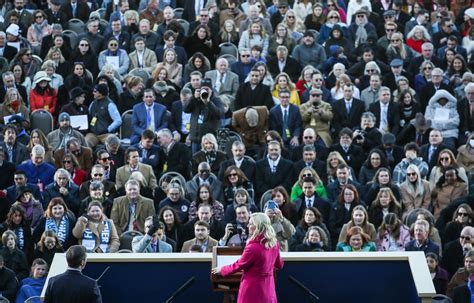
(255, 157, 293, 197)
(217, 158, 256, 184)
(293, 159, 327, 184)
(0, 45, 18, 61)
(452, 284, 471, 303)
(45, 9, 68, 28)
(60, 1, 90, 22)
(155, 46, 188, 67)
(44, 269, 102, 303)
(406, 55, 443, 80)
(269, 104, 303, 143)
(291, 143, 328, 162)
(169, 100, 187, 138)
(368, 101, 400, 135)
(458, 98, 474, 138)
(133, 143, 161, 176)
(266, 57, 302, 83)
(420, 143, 456, 170)
(159, 141, 192, 180)
(0, 142, 29, 167)
(191, 150, 227, 176)
(331, 98, 366, 136)
(182, 0, 208, 22)
(328, 144, 366, 175)
(293, 194, 331, 222)
(382, 71, 413, 92)
(6, 183, 43, 205)
(103, 31, 131, 52)
(234, 82, 274, 110)
(131, 102, 168, 144)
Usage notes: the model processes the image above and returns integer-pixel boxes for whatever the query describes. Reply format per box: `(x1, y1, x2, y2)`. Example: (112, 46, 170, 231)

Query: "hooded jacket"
(424, 90, 460, 139)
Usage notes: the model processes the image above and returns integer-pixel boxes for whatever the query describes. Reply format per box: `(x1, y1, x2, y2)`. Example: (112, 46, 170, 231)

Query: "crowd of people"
(0, 0, 472, 301)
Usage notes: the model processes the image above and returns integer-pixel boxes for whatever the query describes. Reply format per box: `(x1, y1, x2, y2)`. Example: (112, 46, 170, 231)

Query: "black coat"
(292, 159, 327, 185)
(217, 158, 256, 184)
(0, 267, 18, 301)
(0, 247, 28, 281)
(441, 240, 465, 278)
(44, 269, 102, 303)
(255, 157, 293, 197)
(331, 98, 366, 135)
(266, 56, 302, 83)
(293, 194, 331, 223)
(369, 101, 401, 135)
(1, 45, 18, 61)
(158, 142, 192, 180)
(60, 1, 90, 22)
(183, 95, 223, 143)
(328, 144, 366, 175)
(234, 82, 274, 111)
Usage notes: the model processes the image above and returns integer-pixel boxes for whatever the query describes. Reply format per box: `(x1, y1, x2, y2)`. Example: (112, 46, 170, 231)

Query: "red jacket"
(29, 87, 57, 115)
(221, 234, 284, 303)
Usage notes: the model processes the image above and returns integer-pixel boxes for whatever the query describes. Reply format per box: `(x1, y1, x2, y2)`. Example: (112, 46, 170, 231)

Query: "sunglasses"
(367, 69, 375, 72)
(79, 43, 89, 47)
(407, 172, 417, 176)
(310, 94, 322, 97)
(303, 174, 312, 177)
(391, 39, 401, 42)
(35, 15, 43, 18)
(329, 16, 339, 19)
(328, 3, 335, 6)
(303, 136, 314, 139)
(199, 170, 210, 173)
(228, 173, 238, 177)
(62, 160, 72, 164)
(287, 16, 295, 19)
(458, 212, 469, 217)
(424, 66, 433, 70)
(109, 43, 118, 47)
(93, 173, 104, 177)
(241, 54, 250, 57)
(386, 28, 395, 32)
(440, 157, 450, 161)
(25, 53, 32, 56)
(356, 15, 365, 18)
(460, 236, 471, 241)
(100, 157, 111, 161)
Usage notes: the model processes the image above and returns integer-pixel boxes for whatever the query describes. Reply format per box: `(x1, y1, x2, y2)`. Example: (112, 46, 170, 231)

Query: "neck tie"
(150, 242, 157, 252)
(380, 105, 388, 131)
(306, 198, 312, 208)
(72, 3, 77, 17)
(7, 147, 13, 163)
(147, 107, 152, 129)
(219, 73, 224, 93)
(428, 146, 436, 163)
(346, 101, 351, 115)
(283, 109, 289, 139)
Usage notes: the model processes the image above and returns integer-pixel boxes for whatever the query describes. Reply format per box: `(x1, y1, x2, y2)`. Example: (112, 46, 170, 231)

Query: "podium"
(211, 246, 243, 303)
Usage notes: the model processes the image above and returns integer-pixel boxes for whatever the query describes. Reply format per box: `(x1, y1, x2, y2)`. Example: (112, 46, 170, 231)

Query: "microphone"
(95, 266, 111, 285)
(165, 277, 196, 303)
(288, 275, 320, 301)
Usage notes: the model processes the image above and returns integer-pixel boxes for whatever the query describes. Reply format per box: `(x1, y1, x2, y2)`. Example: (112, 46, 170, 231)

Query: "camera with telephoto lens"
(354, 130, 366, 141)
(200, 88, 209, 100)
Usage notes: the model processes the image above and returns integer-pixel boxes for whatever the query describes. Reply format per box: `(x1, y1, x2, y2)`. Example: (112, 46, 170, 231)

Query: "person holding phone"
(212, 213, 284, 303)
(264, 200, 295, 252)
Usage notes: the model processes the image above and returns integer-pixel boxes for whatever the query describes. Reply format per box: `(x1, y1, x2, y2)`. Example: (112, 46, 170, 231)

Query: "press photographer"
(184, 78, 225, 154)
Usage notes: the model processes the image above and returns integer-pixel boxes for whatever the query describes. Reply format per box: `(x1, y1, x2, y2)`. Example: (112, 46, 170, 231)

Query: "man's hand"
(290, 136, 299, 147)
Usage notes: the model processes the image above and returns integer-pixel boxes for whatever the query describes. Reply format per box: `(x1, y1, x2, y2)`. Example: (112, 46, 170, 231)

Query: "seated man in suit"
(185, 162, 222, 202)
(128, 36, 157, 74)
(255, 140, 293, 198)
(328, 128, 366, 175)
(132, 217, 172, 253)
(115, 147, 158, 193)
(266, 45, 302, 83)
(457, 83, 474, 145)
(269, 88, 302, 147)
(0, 124, 29, 167)
(368, 86, 400, 136)
(419, 67, 454, 111)
(204, 57, 239, 102)
(111, 179, 155, 235)
(131, 88, 168, 145)
(155, 30, 187, 67)
(234, 67, 274, 110)
(169, 88, 192, 143)
(331, 83, 365, 136)
(326, 163, 364, 203)
(182, 204, 225, 243)
(441, 226, 474, 278)
(157, 128, 192, 180)
(44, 245, 101, 303)
(382, 58, 413, 92)
(291, 128, 328, 163)
(293, 145, 327, 184)
(293, 177, 331, 222)
(420, 129, 455, 171)
(218, 141, 256, 184)
(181, 220, 218, 252)
(6, 170, 43, 205)
(406, 42, 442, 79)
(133, 129, 161, 177)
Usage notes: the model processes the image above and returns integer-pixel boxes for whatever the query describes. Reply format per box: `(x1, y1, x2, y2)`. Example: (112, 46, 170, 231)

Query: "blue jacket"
(17, 161, 55, 190)
(131, 102, 168, 144)
(404, 239, 440, 256)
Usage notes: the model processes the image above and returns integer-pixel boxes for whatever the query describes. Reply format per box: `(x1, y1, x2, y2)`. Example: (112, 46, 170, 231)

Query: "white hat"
(6, 24, 19, 37)
(33, 71, 51, 85)
(465, 8, 474, 19)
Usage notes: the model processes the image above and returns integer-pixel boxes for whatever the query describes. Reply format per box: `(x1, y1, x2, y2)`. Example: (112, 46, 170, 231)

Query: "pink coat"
(221, 235, 284, 303)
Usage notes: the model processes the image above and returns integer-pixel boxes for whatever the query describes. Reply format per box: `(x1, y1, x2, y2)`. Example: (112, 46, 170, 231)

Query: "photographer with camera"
(219, 204, 251, 247)
(300, 88, 333, 148)
(184, 78, 224, 155)
(352, 112, 383, 153)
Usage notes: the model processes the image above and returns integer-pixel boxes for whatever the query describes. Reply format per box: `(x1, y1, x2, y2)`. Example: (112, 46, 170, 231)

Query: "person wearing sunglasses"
(60, 152, 87, 186)
(54, 137, 93, 174)
(443, 204, 473, 248)
(441, 226, 474, 278)
(429, 149, 468, 190)
(78, 164, 117, 202)
(98, 37, 129, 77)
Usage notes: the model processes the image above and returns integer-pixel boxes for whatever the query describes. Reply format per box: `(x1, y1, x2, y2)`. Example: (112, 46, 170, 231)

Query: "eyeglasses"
(460, 236, 471, 241)
(423, 66, 433, 70)
(79, 43, 89, 47)
(278, 6, 287, 9)
(329, 16, 339, 19)
(310, 94, 322, 97)
(25, 53, 32, 56)
(91, 188, 102, 191)
(93, 173, 104, 177)
(287, 15, 295, 19)
(458, 212, 469, 217)
(62, 160, 72, 164)
(241, 54, 250, 57)
(407, 172, 417, 176)
(391, 39, 401, 42)
(109, 43, 118, 47)
(228, 173, 238, 177)
(303, 174, 312, 177)
(356, 15, 365, 18)
(35, 15, 43, 18)
(100, 157, 111, 161)
(367, 69, 375, 72)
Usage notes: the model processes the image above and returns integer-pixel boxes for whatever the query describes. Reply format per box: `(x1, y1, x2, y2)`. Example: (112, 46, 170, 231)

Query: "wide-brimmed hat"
(16, 186, 33, 201)
(411, 113, 432, 131)
(33, 71, 51, 85)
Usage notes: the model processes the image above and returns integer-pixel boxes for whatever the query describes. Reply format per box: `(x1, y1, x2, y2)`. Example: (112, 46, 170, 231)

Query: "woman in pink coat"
(212, 213, 284, 303)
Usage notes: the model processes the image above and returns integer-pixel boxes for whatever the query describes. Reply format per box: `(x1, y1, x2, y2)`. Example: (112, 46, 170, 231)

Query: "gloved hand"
(147, 223, 159, 237)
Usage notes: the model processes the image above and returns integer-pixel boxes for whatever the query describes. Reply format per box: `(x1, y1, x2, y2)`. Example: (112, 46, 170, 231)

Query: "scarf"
(205, 151, 217, 166)
(22, 200, 34, 221)
(33, 20, 48, 41)
(82, 220, 111, 253)
(45, 216, 69, 245)
(14, 226, 25, 250)
(355, 19, 368, 47)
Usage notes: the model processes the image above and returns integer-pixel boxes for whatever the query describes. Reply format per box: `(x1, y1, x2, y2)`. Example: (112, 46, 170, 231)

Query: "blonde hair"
(248, 213, 277, 249)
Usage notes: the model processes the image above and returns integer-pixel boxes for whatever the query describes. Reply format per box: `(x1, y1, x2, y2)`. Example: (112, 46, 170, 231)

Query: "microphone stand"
(165, 277, 196, 303)
(288, 275, 320, 302)
(95, 266, 111, 288)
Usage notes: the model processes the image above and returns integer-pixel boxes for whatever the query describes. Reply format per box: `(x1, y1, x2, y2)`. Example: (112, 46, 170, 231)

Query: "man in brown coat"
(232, 106, 269, 154)
(299, 88, 333, 147)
